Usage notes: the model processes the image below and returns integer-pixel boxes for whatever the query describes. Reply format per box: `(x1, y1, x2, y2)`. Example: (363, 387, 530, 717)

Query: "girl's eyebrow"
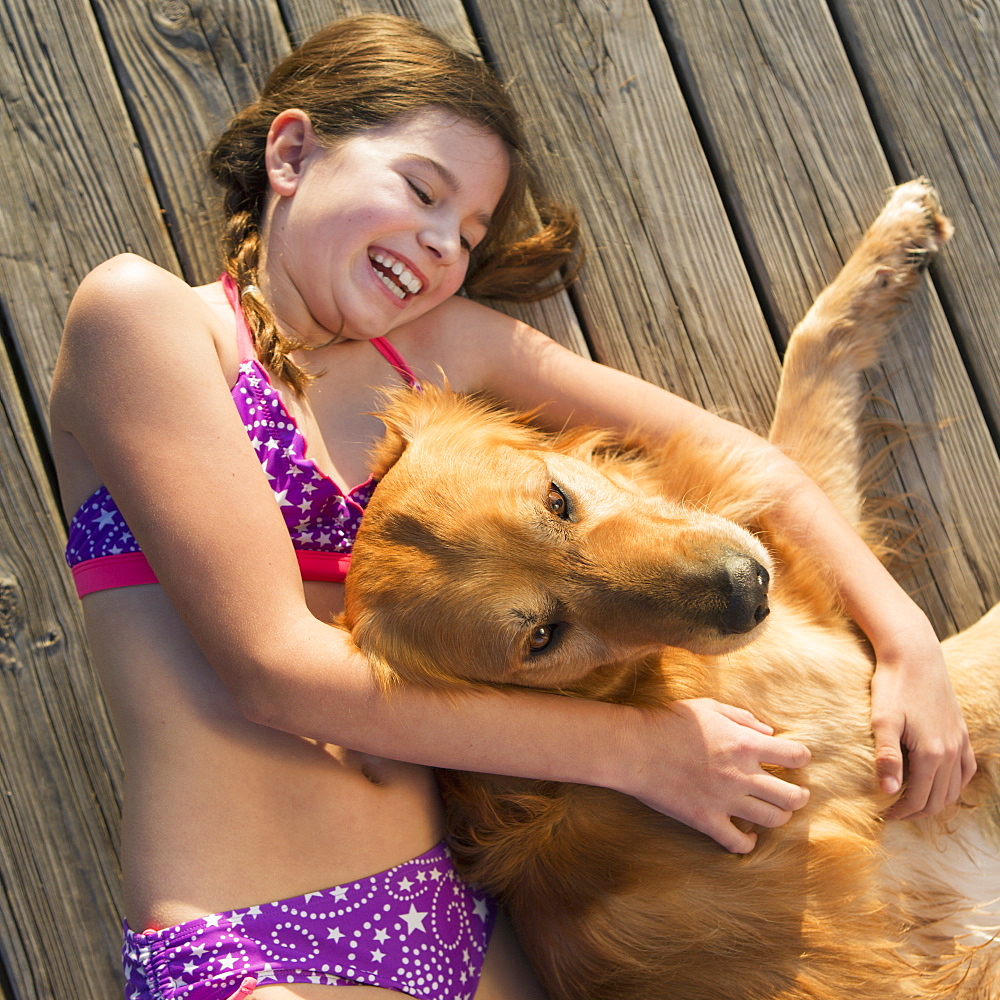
(407, 154, 494, 230)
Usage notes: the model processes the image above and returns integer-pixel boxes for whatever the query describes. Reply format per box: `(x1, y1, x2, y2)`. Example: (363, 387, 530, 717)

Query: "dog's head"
(342, 384, 771, 691)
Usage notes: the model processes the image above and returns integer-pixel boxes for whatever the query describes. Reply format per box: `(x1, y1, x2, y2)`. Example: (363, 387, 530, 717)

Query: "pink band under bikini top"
(64, 274, 419, 598)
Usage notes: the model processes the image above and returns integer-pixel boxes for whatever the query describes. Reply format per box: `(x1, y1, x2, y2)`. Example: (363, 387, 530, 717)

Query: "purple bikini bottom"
(123, 842, 497, 999)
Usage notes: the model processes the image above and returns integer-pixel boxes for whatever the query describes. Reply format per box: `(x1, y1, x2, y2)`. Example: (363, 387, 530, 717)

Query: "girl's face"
(262, 108, 510, 344)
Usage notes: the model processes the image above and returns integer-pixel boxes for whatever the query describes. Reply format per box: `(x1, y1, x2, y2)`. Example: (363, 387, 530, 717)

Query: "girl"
(49, 14, 973, 1000)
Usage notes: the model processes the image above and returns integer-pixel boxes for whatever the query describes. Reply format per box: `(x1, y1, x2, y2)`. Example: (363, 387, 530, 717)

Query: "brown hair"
(209, 13, 580, 393)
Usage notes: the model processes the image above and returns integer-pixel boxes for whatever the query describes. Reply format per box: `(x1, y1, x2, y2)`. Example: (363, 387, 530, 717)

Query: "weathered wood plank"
(0, 1, 186, 996)
(282, 0, 480, 46)
(0, 0, 177, 429)
(91, 0, 291, 283)
(467, 0, 781, 431)
(0, 332, 123, 996)
(0, 2, 272, 993)
(830, 0, 1000, 439)
(652, 0, 1000, 634)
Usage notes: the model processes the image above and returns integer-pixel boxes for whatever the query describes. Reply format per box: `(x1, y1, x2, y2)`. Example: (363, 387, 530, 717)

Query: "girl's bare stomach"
(123, 726, 443, 930)
(82, 584, 444, 931)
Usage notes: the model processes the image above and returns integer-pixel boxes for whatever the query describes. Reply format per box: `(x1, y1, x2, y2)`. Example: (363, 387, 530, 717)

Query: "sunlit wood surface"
(1, 1, 996, 995)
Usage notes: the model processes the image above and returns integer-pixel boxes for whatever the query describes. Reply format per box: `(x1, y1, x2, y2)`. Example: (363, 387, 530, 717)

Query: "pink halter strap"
(220, 275, 418, 387)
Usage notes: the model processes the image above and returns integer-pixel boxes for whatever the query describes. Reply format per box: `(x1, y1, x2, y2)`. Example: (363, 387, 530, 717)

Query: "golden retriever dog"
(341, 180, 1000, 1000)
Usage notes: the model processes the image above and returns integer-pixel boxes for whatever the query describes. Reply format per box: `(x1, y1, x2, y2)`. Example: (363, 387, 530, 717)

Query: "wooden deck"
(1, 0, 997, 995)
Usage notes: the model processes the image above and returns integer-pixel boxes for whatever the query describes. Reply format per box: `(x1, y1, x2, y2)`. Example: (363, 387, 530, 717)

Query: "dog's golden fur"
(341, 181, 1000, 999)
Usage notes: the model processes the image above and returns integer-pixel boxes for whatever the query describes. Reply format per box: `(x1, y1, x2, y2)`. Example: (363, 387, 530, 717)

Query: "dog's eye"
(528, 624, 557, 652)
(546, 483, 570, 519)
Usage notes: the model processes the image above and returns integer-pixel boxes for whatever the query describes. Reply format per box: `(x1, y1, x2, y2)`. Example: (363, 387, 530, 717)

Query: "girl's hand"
(624, 699, 811, 854)
(870, 625, 976, 818)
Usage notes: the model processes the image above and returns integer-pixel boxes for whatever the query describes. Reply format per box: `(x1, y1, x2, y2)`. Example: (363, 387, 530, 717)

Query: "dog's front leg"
(768, 179, 952, 528)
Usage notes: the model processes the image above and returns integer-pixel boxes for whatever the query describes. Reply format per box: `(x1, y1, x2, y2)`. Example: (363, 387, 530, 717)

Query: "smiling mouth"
(369, 250, 423, 300)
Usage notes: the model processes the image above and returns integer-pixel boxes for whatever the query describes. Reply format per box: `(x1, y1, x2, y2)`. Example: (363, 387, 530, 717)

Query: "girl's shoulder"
(395, 292, 549, 391)
(67, 254, 212, 337)
(72, 252, 186, 302)
(53, 256, 235, 426)
(60, 255, 235, 378)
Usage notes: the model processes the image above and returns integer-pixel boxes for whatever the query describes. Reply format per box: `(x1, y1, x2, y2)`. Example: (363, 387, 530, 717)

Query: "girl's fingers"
(752, 772, 810, 815)
(759, 735, 812, 770)
(715, 702, 774, 735)
(733, 797, 795, 831)
(708, 818, 758, 855)
(888, 758, 934, 819)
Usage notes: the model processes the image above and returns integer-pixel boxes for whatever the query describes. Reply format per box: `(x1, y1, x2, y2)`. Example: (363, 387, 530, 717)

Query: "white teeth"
(376, 270, 406, 299)
(370, 250, 422, 297)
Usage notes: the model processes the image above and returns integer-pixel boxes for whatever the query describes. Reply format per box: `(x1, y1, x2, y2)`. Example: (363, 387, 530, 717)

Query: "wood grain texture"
(831, 0, 1000, 437)
(653, 0, 1000, 633)
(0, 0, 177, 429)
(0, 332, 123, 996)
(467, 0, 782, 431)
(282, 0, 480, 47)
(0, 2, 167, 996)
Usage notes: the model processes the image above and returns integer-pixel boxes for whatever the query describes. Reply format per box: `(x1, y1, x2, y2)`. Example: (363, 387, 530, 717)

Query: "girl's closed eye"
(407, 177, 433, 205)
(407, 178, 475, 252)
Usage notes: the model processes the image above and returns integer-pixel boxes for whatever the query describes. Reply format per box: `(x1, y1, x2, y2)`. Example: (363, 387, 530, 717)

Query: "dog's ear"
(367, 409, 411, 480)
(366, 379, 453, 479)
(368, 380, 540, 478)
(331, 616, 409, 694)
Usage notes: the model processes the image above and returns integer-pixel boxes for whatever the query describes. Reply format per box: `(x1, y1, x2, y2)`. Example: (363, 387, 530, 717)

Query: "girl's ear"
(265, 109, 318, 196)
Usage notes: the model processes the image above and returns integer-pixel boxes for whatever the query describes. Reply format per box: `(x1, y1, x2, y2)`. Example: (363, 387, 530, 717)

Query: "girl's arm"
(51, 255, 808, 854)
(443, 301, 976, 818)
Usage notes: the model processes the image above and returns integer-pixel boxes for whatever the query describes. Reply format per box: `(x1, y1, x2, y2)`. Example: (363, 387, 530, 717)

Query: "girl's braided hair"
(208, 13, 580, 394)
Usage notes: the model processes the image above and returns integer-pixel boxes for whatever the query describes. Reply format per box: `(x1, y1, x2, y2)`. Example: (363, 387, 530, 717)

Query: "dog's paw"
(865, 178, 953, 287)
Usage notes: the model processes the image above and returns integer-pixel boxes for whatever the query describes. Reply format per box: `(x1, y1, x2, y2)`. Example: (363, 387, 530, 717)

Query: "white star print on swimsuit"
(122, 842, 497, 999)
(65, 354, 378, 579)
(236, 354, 379, 554)
(64, 274, 420, 596)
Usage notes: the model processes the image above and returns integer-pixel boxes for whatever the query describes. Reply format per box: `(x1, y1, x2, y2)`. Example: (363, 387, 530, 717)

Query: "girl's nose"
(420, 223, 462, 266)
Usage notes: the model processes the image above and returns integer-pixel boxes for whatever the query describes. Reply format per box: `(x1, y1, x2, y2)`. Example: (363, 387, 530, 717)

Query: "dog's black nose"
(721, 555, 770, 634)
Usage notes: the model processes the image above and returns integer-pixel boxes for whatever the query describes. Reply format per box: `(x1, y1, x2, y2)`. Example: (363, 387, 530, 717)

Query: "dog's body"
(342, 181, 1000, 999)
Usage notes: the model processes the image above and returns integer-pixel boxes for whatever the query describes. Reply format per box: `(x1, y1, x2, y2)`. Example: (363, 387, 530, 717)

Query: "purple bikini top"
(65, 275, 419, 598)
